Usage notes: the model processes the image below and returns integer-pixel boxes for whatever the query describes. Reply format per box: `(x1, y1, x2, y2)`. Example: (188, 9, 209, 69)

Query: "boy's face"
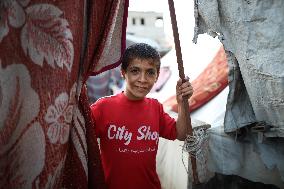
(122, 58, 159, 100)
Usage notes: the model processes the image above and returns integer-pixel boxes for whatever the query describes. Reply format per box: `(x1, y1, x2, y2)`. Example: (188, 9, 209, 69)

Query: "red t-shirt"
(91, 92, 177, 189)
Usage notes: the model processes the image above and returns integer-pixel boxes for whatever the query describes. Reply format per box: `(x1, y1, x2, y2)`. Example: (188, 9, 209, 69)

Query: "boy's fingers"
(181, 86, 191, 92)
(180, 81, 192, 90)
(176, 79, 183, 89)
(177, 78, 193, 100)
(177, 77, 190, 86)
(181, 82, 190, 88)
(181, 89, 193, 95)
(185, 88, 194, 95)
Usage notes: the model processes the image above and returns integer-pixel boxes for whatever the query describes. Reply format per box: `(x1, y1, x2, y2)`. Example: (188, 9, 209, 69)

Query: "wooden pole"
(167, 0, 200, 186)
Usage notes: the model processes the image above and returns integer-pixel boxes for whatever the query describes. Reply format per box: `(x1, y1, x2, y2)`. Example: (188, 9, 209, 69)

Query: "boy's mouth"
(135, 86, 148, 91)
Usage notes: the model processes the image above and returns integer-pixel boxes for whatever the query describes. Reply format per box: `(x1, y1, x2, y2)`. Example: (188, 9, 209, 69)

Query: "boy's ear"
(155, 71, 160, 82)
(121, 70, 126, 79)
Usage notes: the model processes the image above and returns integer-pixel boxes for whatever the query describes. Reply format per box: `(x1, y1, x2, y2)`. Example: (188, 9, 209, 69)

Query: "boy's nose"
(139, 72, 147, 82)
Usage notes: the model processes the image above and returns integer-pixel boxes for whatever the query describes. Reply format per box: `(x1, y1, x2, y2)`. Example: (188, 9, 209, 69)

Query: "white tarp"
(156, 90, 284, 189)
(207, 125, 284, 189)
(194, 0, 284, 134)
(190, 1, 284, 187)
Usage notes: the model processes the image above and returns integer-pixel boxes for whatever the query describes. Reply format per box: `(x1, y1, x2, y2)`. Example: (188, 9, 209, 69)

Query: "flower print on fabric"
(45, 93, 72, 144)
(0, 61, 41, 152)
(0, 61, 45, 189)
(35, 156, 65, 189)
(0, 1, 74, 72)
(45, 83, 77, 144)
(0, 0, 30, 42)
(71, 105, 88, 176)
(21, 4, 74, 72)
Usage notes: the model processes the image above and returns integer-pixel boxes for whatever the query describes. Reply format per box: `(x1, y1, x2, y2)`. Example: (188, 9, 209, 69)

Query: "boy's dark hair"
(121, 43, 161, 71)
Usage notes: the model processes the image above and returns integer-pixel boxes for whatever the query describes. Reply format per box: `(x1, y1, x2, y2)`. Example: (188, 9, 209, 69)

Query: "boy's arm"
(175, 77, 193, 141)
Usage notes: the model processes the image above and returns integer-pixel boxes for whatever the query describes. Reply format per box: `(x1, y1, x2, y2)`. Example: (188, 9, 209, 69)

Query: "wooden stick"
(167, 0, 200, 185)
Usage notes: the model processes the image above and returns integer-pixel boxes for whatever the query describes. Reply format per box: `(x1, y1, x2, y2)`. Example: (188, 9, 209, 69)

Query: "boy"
(90, 43, 193, 189)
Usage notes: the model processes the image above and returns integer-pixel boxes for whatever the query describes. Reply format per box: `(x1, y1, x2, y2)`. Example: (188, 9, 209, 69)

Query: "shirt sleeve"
(90, 101, 102, 138)
(158, 101, 177, 140)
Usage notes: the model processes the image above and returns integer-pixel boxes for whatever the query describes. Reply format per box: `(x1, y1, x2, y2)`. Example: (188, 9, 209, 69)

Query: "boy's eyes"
(130, 68, 139, 74)
(146, 70, 156, 76)
(128, 68, 157, 77)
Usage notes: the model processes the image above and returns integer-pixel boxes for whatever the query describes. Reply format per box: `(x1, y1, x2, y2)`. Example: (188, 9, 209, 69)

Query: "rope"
(182, 126, 209, 175)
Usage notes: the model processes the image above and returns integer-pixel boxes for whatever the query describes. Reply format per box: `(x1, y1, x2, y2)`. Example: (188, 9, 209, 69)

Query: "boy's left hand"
(176, 76, 193, 104)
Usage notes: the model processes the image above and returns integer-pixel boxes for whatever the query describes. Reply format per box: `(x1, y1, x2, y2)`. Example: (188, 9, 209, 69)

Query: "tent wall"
(194, 0, 284, 134)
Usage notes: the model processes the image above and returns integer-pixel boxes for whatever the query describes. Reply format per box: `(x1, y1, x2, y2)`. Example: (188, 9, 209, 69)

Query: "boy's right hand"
(176, 76, 193, 104)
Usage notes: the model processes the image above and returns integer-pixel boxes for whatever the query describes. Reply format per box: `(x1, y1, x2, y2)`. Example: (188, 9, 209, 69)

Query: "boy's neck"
(122, 91, 145, 101)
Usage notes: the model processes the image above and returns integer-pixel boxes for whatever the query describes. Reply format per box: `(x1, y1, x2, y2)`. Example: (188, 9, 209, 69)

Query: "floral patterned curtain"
(0, 0, 128, 188)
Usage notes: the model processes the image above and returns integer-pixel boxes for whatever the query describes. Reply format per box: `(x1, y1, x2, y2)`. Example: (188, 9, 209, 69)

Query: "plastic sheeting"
(157, 105, 284, 189)
(194, 0, 284, 134)
(208, 126, 284, 189)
